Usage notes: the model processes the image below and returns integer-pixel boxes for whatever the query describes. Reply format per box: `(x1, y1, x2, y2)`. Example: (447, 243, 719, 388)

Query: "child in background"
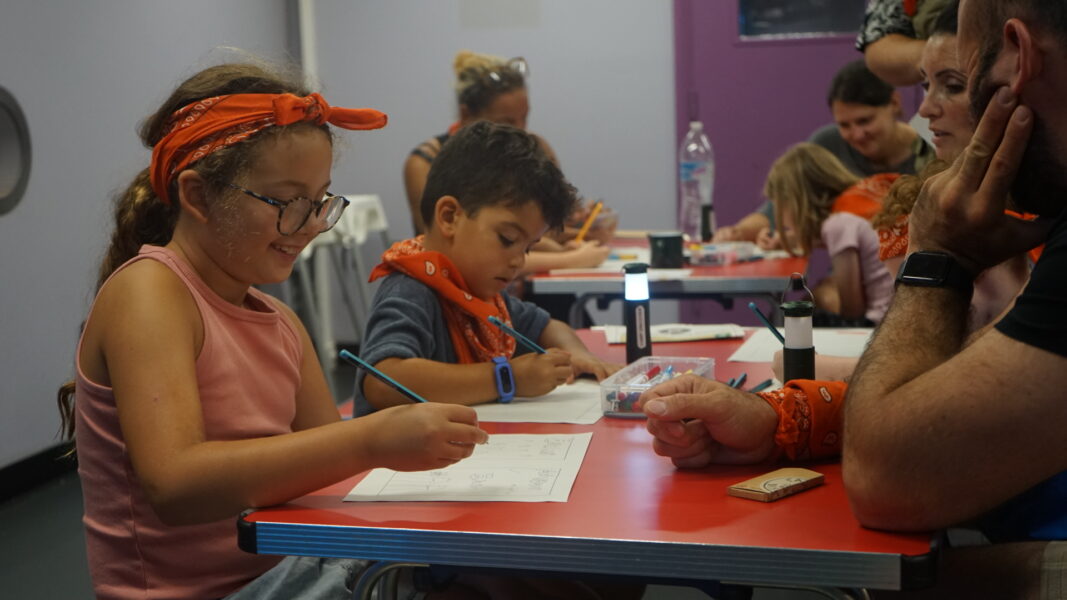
(357, 121, 621, 417)
(766, 142, 896, 324)
(403, 50, 614, 271)
(57, 63, 488, 600)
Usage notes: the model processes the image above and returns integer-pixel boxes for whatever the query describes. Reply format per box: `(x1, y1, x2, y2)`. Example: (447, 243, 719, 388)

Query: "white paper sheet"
(345, 433, 593, 502)
(728, 328, 874, 362)
(473, 379, 602, 424)
(592, 323, 745, 344)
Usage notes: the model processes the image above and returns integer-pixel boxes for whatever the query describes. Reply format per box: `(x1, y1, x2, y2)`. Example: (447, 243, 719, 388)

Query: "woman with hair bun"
(403, 51, 612, 277)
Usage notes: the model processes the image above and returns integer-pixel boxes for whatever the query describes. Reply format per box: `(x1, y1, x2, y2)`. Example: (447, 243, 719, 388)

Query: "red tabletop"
(241, 332, 936, 590)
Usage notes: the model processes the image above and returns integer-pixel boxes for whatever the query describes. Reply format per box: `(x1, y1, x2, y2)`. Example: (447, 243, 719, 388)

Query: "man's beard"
(969, 52, 1066, 217)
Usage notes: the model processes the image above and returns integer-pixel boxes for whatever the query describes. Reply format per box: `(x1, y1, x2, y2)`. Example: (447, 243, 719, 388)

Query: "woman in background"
(403, 50, 613, 274)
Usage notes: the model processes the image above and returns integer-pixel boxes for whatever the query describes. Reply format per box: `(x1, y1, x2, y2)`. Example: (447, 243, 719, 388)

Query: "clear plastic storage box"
(600, 355, 715, 418)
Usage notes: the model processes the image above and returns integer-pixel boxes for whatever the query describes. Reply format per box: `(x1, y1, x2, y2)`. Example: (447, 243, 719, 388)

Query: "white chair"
(285, 194, 391, 372)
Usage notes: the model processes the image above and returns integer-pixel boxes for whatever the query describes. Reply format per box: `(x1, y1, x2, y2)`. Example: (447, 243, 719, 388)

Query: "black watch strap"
(895, 251, 975, 297)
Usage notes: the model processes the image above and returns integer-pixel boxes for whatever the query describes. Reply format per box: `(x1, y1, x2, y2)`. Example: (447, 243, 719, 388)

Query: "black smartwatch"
(492, 356, 516, 403)
(895, 251, 975, 298)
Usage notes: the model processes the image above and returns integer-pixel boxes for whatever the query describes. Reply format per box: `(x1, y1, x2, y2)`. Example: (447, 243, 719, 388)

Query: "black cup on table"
(648, 231, 684, 268)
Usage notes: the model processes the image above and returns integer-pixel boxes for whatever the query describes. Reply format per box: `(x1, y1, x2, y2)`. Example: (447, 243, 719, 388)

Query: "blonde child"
(766, 142, 896, 324)
(358, 121, 621, 415)
(57, 62, 488, 600)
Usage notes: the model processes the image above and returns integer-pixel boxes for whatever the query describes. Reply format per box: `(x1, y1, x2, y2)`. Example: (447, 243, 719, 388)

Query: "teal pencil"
(488, 316, 547, 354)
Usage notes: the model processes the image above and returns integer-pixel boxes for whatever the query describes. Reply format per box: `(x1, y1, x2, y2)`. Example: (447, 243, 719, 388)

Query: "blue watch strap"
(492, 356, 516, 403)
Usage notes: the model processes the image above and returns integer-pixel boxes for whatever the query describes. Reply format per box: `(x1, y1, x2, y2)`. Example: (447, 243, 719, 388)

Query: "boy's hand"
(512, 349, 572, 397)
(362, 403, 488, 471)
(568, 351, 621, 382)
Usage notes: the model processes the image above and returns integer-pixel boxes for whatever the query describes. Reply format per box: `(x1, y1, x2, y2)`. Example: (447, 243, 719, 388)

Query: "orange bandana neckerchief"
(369, 236, 516, 364)
(832, 173, 899, 219)
(150, 92, 387, 204)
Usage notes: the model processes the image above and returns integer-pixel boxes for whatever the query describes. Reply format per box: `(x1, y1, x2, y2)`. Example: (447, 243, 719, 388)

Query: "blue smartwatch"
(492, 356, 516, 403)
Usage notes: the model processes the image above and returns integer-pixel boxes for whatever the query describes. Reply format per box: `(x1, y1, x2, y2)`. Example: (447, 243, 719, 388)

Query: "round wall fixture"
(0, 86, 31, 216)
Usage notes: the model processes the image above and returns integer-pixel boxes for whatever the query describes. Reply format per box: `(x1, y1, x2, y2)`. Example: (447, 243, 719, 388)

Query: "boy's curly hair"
(420, 120, 577, 230)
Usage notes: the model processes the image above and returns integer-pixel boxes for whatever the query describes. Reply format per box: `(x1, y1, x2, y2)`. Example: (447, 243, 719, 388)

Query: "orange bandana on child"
(832, 173, 899, 219)
(369, 236, 517, 364)
(878, 211, 1045, 264)
(150, 92, 387, 205)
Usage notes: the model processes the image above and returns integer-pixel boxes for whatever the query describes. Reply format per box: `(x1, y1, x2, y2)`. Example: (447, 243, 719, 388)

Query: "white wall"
(311, 0, 676, 240)
(0, 0, 293, 468)
(0, 0, 676, 469)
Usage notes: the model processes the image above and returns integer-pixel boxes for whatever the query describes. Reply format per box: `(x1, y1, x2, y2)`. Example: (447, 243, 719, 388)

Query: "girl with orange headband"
(56, 63, 488, 599)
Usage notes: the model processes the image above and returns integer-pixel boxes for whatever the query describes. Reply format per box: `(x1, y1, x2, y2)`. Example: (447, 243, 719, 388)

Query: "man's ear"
(1003, 18, 1042, 95)
(433, 195, 463, 239)
(175, 170, 211, 224)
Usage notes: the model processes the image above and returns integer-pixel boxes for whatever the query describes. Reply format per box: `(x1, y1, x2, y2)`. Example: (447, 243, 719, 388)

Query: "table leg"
(352, 561, 428, 600)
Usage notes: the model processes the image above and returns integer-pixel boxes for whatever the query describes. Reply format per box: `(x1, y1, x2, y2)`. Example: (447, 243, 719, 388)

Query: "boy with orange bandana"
(356, 121, 620, 416)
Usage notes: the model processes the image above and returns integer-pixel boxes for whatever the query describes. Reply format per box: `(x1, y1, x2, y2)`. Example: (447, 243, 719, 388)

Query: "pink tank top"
(75, 245, 300, 599)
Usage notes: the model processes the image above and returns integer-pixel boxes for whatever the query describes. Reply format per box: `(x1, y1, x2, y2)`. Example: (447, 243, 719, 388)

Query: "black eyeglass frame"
(227, 183, 350, 235)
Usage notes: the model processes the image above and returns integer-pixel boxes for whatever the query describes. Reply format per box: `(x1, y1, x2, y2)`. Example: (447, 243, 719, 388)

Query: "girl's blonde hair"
(765, 143, 860, 256)
(453, 50, 525, 115)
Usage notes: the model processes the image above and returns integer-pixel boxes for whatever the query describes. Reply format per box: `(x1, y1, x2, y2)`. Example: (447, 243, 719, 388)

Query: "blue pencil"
(488, 316, 547, 354)
(339, 350, 427, 404)
(732, 372, 748, 389)
(748, 379, 774, 393)
(747, 301, 785, 344)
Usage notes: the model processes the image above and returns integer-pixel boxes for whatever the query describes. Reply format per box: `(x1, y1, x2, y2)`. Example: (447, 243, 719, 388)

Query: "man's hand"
(637, 375, 778, 467)
(909, 87, 1050, 273)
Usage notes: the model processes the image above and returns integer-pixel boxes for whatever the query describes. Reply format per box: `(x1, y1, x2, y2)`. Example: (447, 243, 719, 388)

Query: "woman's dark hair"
(420, 120, 576, 231)
(826, 60, 895, 107)
(930, 0, 959, 37)
(57, 62, 319, 443)
(453, 51, 526, 116)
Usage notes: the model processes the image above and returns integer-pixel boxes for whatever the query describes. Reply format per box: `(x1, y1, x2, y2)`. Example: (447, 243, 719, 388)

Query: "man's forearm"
(848, 286, 970, 407)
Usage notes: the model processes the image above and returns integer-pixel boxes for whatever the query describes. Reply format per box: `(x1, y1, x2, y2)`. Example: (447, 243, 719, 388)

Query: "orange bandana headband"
(149, 92, 387, 204)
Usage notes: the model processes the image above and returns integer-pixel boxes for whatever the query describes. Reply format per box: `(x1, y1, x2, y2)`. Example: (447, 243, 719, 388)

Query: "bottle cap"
(781, 300, 814, 317)
(688, 121, 703, 130)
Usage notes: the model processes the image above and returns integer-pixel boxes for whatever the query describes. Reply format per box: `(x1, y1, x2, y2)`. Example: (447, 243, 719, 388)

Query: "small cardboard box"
(727, 468, 824, 502)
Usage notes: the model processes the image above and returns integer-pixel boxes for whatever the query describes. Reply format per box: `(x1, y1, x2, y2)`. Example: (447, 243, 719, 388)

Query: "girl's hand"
(511, 349, 572, 397)
(568, 351, 621, 382)
(362, 403, 488, 471)
(755, 227, 782, 250)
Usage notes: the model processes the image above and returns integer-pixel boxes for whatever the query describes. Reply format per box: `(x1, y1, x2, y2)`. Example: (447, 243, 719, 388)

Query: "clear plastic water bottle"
(678, 121, 716, 241)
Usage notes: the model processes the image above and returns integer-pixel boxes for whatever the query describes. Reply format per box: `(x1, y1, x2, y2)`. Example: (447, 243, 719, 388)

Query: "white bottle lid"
(689, 121, 703, 131)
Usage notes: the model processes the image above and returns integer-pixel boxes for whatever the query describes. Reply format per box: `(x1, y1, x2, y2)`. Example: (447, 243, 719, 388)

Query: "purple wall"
(672, 0, 921, 325)
(675, 0, 866, 226)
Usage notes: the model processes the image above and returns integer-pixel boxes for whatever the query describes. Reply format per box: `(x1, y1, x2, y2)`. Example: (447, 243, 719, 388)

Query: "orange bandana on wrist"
(150, 92, 387, 204)
(756, 380, 847, 462)
(369, 236, 516, 364)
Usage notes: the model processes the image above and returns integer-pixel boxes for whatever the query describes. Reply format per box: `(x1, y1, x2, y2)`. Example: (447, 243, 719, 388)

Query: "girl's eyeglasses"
(227, 183, 350, 236)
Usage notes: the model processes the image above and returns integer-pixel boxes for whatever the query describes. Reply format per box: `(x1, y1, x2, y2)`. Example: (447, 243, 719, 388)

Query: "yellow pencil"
(574, 201, 604, 243)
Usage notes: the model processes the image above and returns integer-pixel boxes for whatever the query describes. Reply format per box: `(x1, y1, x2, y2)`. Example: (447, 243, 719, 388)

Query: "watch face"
(901, 252, 949, 284)
(499, 365, 514, 394)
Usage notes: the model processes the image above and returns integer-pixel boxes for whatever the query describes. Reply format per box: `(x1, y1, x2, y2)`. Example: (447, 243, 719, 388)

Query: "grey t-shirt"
(353, 272, 551, 416)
